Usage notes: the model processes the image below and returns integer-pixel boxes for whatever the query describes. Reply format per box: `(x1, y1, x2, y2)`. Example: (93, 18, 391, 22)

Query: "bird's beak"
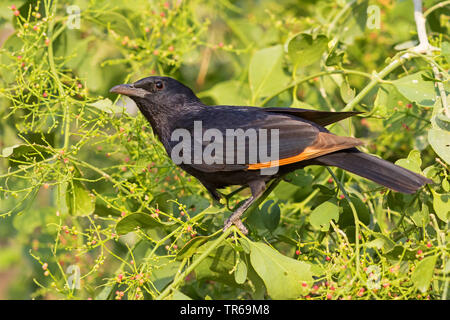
(110, 84, 149, 98)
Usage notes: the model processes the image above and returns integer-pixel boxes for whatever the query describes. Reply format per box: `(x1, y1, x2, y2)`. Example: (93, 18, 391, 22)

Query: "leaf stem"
(261, 69, 373, 107)
(46, 0, 71, 150)
(342, 53, 413, 111)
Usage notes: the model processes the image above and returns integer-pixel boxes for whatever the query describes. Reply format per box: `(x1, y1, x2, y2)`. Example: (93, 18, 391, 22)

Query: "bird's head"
(110, 76, 199, 109)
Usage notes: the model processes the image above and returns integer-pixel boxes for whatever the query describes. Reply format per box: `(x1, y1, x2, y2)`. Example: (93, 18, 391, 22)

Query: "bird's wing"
(262, 107, 361, 126)
(170, 109, 362, 173)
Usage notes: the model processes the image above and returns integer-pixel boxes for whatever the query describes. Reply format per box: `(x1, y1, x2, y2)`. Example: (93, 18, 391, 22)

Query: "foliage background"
(0, 0, 448, 300)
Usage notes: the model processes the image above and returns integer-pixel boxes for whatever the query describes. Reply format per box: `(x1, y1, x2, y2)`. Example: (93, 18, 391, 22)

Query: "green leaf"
(325, 48, 345, 66)
(273, 180, 300, 201)
(149, 257, 181, 292)
(411, 203, 430, 227)
(309, 200, 340, 232)
(1, 143, 50, 159)
(260, 200, 281, 232)
(372, 85, 405, 118)
(115, 213, 175, 235)
(366, 232, 396, 251)
(340, 80, 355, 103)
(66, 179, 95, 217)
(234, 259, 248, 285)
(395, 149, 423, 174)
(176, 236, 210, 260)
(412, 255, 437, 293)
(88, 98, 125, 114)
(177, 195, 210, 217)
(194, 243, 243, 288)
(13, 206, 59, 235)
(151, 192, 176, 215)
(202, 80, 250, 105)
(338, 0, 368, 45)
(434, 114, 450, 132)
(247, 240, 313, 299)
(428, 128, 450, 165)
(249, 45, 290, 101)
(171, 290, 192, 300)
(443, 178, 449, 192)
(286, 33, 328, 68)
(339, 196, 370, 228)
(431, 190, 449, 222)
(392, 72, 438, 107)
(442, 41, 450, 63)
(284, 169, 314, 187)
(384, 245, 419, 261)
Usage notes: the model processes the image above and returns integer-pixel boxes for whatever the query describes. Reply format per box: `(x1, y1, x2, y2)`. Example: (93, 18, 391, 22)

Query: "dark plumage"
(110, 76, 432, 233)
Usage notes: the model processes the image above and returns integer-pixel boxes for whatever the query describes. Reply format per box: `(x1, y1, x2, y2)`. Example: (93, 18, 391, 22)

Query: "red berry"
(11, 5, 17, 10)
(13, 10, 20, 16)
(295, 250, 301, 255)
(301, 282, 307, 287)
(357, 288, 365, 297)
(426, 242, 432, 248)
(360, 118, 369, 127)
(325, 256, 331, 261)
(43, 92, 48, 98)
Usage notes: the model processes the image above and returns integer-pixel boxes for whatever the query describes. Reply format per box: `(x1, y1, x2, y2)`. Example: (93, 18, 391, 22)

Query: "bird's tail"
(315, 148, 432, 194)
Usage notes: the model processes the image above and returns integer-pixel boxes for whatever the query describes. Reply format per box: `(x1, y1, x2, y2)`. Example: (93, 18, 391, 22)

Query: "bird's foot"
(223, 215, 248, 235)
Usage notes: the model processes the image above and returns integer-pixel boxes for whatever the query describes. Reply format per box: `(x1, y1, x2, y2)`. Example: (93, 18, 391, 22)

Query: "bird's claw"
(223, 217, 248, 235)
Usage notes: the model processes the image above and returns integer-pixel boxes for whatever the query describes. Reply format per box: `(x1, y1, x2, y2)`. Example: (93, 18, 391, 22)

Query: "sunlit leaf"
(412, 255, 437, 293)
(249, 45, 290, 101)
(66, 179, 95, 217)
(309, 200, 340, 231)
(392, 72, 440, 107)
(115, 213, 175, 235)
(286, 33, 328, 68)
(246, 240, 313, 299)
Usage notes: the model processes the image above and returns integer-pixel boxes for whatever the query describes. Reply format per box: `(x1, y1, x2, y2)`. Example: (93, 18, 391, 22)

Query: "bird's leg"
(224, 185, 249, 211)
(223, 180, 265, 235)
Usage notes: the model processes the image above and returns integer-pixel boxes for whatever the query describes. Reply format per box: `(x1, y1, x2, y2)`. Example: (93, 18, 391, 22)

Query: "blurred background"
(0, 0, 448, 299)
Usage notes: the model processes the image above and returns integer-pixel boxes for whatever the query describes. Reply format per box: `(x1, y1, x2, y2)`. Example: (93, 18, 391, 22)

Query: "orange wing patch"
(247, 132, 363, 170)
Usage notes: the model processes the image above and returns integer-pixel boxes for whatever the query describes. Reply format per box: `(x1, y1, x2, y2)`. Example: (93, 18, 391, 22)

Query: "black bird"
(110, 76, 431, 234)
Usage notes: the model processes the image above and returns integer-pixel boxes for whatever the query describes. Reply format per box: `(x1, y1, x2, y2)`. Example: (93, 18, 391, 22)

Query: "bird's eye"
(155, 81, 164, 90)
